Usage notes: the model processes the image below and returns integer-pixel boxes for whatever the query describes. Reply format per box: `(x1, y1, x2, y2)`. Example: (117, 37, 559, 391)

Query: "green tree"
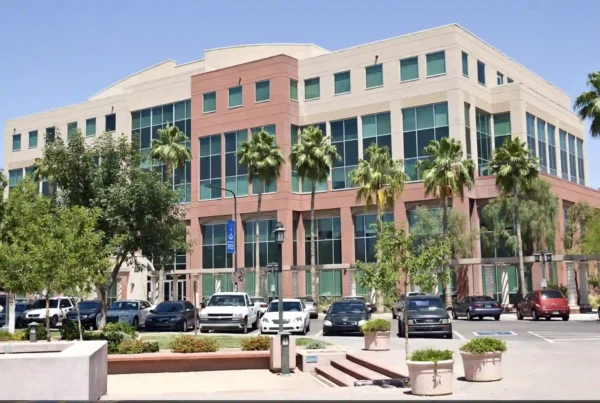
(565, 202, 595, 253)
(490, 137, 539, 298)
(238, 129, 285, 296)
(290, 126, 340, 305)
(417, 138, 475, 306)
(349, 144, 408, 312)
(574, 72, 600, 137)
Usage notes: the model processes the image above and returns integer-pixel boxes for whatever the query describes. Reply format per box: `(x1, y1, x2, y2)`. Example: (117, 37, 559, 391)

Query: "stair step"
(331, 359, 390, 381)
(315, 365, 357, 387)
(346, 353, 406, 379)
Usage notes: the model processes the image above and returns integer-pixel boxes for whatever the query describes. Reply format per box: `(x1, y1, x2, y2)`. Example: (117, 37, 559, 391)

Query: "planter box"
(407, 360, 453, 396)
(461, 351, 503, 382)
(296, 350, 346, 373)
(269, 335, 297, 372)
(364, 331, 390, 351)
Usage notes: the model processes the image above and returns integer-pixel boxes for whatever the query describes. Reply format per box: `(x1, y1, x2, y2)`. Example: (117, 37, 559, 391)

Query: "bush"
(60, 321, 82, 341)
(410, 348, 453, 363)
(0, 330, 23, 341)
(104, 322, 137, 337)
(360, 318, 391, 333)
(460, 337, 507, 355)
(241, 335, 271, 351)
(169, 335, 219, 353)
(115, 339, 160, 354)
(29, 324, 48, 340)
(143, 341, 160, 353)
(303, 339, 328, 350)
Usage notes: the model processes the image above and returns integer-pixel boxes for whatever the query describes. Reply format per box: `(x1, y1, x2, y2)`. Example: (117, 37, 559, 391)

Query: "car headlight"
(294, 316, 303, 322)
(441, 318, 450, 324)
(407, 319, 415, 325)
(324, 320, 332, 327)
(358, 320, 366, 326)
(262, 317, 270, 323)
(200, 312, 208, 318)
(233, 313, 243, 319)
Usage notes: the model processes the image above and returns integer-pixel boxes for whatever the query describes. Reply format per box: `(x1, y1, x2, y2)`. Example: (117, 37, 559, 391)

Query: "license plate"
(485, 305, 491, 308)
(553, 311, 559, 315)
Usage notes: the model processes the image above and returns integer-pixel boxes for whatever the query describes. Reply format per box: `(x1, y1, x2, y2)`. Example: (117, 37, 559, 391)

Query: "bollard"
(28, 322, 38, 342)
(280, 331, 290, 375)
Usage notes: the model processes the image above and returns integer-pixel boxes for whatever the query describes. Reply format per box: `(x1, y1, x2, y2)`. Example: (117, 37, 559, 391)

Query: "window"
(497, 72, 504, 85)
(537, 118, 548, 173)
(225, 130, 248, 197)
(365, 65, 383, 88)
(67, 122, 78, 139)
(547, 124, 557, 176)
(305, 270, 342, 297)
(334, 71, 351, 94)
(244, 219, 277, 268)
(202, 224, 232, 269)
(203, 92, 216, 113)
(403, 103, 449, 180)
(305, 78, 320, 100)
(299, 123, 328, 193)
(476, 109, 492, 176)
(8, 168, 23, 190)
(464, 103, 472, 159)
(255, 80, 270, 103)
(477, 61, 486, 85)
(362, 112, 391, 155)
(331, 118, 359, 190)
(355, 213, 394, 262)
(559, 130, 569, 180)
(507, 77, 514, 84)
(229, 86, 243, 108)
(291, 125, 300, 193)
(86, 118, 96, 137)
(199, 134, 222, 200)
(25, 166, 35, 179)
(568, 134, 577, 183)
(290, 79, 298, 101)
(12, 133, 21, 151)
(304, 217, 342, 265)
(526, 113, 536, 158)
(577, 138, 585, 185)
(46, 127, 55, 143)
(105, 114, 116, 132)
(28, 130, 38, 148)
(462, 52, 469, 76)
(400, 57, 419, 81)
(494, 113, 511, 149)
(251, 125, 277, 194)
(426, 51, 446, 76)
(162, 252, 187, 271)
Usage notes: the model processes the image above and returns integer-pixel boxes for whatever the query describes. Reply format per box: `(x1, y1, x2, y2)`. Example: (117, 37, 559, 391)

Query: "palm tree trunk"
(7, 292, 16, 334)
(442, 196, 452, 308)
(76, 300, 83, 341)
(254, 181, 263, 297)
(375, 206, 384, 313)
(514, 183, 527, 299)
(310, 182, 318, 306)
(165, 163, 173, 184)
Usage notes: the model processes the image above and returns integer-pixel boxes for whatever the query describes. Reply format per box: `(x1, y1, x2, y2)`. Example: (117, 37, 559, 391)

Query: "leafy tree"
(574, 72, 600, 137)
(583, 214, 600, 254)
(238, 129, 285, 296)
(349, 144, 408, 312)
(490, 137, 539, 298)
(417, 138, 474, 306)
(565, 202, 595, 253)
(290, 126, 340, 305)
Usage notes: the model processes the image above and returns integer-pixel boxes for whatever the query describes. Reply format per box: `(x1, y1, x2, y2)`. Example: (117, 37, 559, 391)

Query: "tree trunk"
(310, 182, 318, 306)
(442, 196, 453, 308)
(98, 287, 107, 330)
(7, 292, 16, 334)
(375, 207, 384, 313)
(45, 294, 51, 342)
(158, 270, 165, 303)
(254, 181, 263, 297)
(514, 184, 527, 299)
(76, 299, 83, 341)
(403, 267, 410, 361)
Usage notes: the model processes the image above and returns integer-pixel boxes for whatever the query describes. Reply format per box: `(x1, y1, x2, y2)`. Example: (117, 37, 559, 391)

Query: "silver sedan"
(104, 300, 153, 329)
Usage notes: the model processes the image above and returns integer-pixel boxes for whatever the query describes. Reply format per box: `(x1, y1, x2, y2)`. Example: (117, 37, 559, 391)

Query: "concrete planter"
(363, 331, 390, 351)
(269, 335, 297, 373)
(407, 360, 453, 396)
(461, 351, 503, 382)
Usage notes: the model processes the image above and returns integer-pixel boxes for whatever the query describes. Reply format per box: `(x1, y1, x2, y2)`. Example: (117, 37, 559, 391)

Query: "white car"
(199, 292, 259, 334)
(251, 296, 268, 317)
(104, 300, 154, 329)
(261, 299, 310, 335)
(23, 297, 76, 328)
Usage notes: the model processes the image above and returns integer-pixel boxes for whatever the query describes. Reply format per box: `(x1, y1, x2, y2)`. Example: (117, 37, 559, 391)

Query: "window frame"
(203, 91, 217, 113)
(400, 56, 419, 82)
(105, 113, 116, 132)
(333, 70, 351, 95)
(425, 51, 446, 77)
(28, 130, 38, 149)
(12, 133, 21, 152)
(304, 77, 321, 101)
(255, 80, 270, 103)
(477, 60, 486, 86)
(462, 51, 469, 77)
(365, 64, 383, 89)
(86, 118, 96, 137)
(497, 71, 504, 86)
(228, 85, 243, 109)
(289, 79, 299, 101)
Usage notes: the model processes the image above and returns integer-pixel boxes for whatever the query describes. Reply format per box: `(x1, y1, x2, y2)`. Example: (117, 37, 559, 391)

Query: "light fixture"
(238, 77, 242, 86)
(374, 55, 379, 64)
(111, 106, 114, 113)
(273, 222, 285, 245)
(545, 253, 553, 262)
(534, 253, 541, 263)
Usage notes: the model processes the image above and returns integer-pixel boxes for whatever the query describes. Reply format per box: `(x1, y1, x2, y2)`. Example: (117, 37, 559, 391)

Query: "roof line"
(204, 43, 329, 53)
(175, 58, 205, 68)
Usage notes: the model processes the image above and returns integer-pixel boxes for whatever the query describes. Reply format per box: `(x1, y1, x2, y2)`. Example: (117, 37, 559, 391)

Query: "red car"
(517, 289, 570, 321)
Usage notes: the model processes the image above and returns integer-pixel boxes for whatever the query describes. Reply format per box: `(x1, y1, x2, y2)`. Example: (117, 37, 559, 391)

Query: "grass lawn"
(139, 334, 329, 351)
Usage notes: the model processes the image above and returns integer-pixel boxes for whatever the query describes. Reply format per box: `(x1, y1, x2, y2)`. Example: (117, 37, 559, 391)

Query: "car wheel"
(398, 322, 405, 338)
(452, 309, 458, 320)
(467, 311, 473, 321)
(50, 315, 58, 328)
(545, 316, 552, 321)
(562, 315, 570, 321)
(251, 316, 258, 331)
(200, 327, 208, 333)
(494, 315, 500, 321)
(307, 321, 311, 332)
(323, 329, 330, 336)
(517, 309, 523, 320)
(242, 317, 248, 334)
(532, 309, 539, 321)
(132, 317, 139, 329)
(181, 319, 188, 332)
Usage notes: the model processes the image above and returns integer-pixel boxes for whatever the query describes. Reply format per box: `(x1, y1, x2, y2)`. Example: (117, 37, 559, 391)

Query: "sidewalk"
(499, 312, 598, 321)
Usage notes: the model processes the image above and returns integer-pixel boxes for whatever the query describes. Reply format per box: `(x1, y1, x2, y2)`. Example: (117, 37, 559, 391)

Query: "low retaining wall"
(108, 350, 270, 374)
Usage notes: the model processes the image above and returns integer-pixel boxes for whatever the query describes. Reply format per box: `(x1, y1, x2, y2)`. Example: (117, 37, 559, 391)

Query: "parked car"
(14, 302, 34, 328)
(299, 297, 318, 319)
(251, 296, 268, 318)
(517, 289, 570, 321)
(392, 292, 426, 319)
(64, 300, 102, 330)
(145, 300, 197, 332)
(260, 299, 310, 335)
(343, 296, 375, 313)
(323, 300, 371, 336)
(198, 292, 259, 334)
(397, 295, 452, 339)
(452, 295, 502, 321)
(106, 300, 153, 329)
(22, 297, 75, 328)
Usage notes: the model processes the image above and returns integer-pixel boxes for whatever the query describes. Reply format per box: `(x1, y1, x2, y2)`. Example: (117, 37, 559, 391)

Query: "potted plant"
(360, 318, 391, 351)
(407, 348, 454, 396)
(459, 337, 506, 382)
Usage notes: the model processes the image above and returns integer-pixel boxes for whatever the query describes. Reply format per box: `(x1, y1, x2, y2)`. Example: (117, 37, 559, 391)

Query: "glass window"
(334, 71, 351, 94)
(559, 130, 569, 180)
(290, 79, 298, 101)
(568, 134, 577, 183)
(476, 109, 492, 176)
(462, 52, 469, 76)
(477, 61, 486, 85)
(86, 118, 96, 137)
(203, 92, 216, 113)
(507, 77, 514, 84)
(577, 138, 585, 185)
(305, 78, 320, 100)
(45, 127, 55, 143)
(199, 134, 222, 200)
(305, 270, 342, 297)
(244, 219, 277, 268)
(202, 224, 232, 269)
(28, 130, 38, 148)
(331, 118, 358, 190)
(365, 65, 383, 88)
(255, 80, 270, 102)
(225, 130, 248, 197)
(497, 72, 504, 85)
(362, 112, 391, 155)
(229, 86, 243, 108)
(105, 114, 116, 132)
(67, 122, 78, 139)
(400, 57, 419, 81)
(426, 51, 446, 76)
(547, 124, 557, 177)
(299, 123, 328, 193)
(291, 125, 300, 193)
(12, 133, 21, 151)
(464, 103, 472, 159)
(537, 118, 548, 173)
(8, 168, 23, 190)
(304, 217, 342, 265)
(526, 113, 536, 158)
(493, 113, 511, 150)
(354, 213, 393, 263)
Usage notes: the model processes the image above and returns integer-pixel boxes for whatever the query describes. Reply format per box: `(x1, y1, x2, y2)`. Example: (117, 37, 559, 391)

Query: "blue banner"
(226, 220, 235, 254)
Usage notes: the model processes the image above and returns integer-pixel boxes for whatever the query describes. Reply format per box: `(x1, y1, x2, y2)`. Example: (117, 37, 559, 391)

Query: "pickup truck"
(198, 292, 259, 334)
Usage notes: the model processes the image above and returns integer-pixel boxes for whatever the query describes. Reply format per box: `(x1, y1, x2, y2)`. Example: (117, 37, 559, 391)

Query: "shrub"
(0, 330, 23, 341)
(143, 341, 160, 353)
(303, 339, 328, 350)
(60, 321, 82, 341)
(547, 283, 568, 298)
(100, 330, 126, 354)
(115, 339, 159, 354)
(410, 348, 453, 363)
(241, 335, 271, 351)
(360, 318, 391, 333)
(460, 337, 507, 355)
(169, 335, 219, 353)
(82, 332, 102, 341)
(104, 322, 137, 337)
(28, 324, 48, 341)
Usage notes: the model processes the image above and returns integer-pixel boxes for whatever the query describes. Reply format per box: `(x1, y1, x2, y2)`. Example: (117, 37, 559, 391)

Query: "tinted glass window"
(155, 302, 184, 313)
(208, 295, 245, 307)
(329, 303, 366, 314)
(541, 290, 564, 299)
(59, 299, 71, 308)
(33, 299, 58, 309)
(109, 301, 139, 310)
(472, 296, 495, 302)
(406, 298, 444, 311)
(267, 301, 303, 312)
(15, 304, 27, 312)
(78, 301, 101, 310)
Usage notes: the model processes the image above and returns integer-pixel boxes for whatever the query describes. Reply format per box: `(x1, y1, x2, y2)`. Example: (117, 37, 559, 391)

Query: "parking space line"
(551, 338, 600, 342)
(453, 330, 467, 340)
(528, 331, 555, 343)
(315, 330, 323, 337)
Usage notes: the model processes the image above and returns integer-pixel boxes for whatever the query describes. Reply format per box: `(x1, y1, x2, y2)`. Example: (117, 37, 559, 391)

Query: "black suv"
(398, 295, 452, 339)
(64, 300, 102, 330)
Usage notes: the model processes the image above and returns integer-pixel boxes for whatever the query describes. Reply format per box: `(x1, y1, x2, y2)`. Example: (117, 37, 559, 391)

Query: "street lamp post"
(273, 222, 289, 375)
(534, 251, 553, 289)
(207, 184, 238, 291)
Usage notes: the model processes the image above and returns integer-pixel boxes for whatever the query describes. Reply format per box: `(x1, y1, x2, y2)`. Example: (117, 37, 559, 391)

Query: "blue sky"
(1, 0, 598, 187)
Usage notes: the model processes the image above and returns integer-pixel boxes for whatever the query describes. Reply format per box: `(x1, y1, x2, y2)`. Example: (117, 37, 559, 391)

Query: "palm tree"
(238, 129, 285, 297)
(417, 137, 475, 307)
(290, 126, 340, 306)
(32, 157, 56, 195)
(149, 125, 191, 302)
(574, 72, 600, 137)
(490, 137, 539, 298)
(349, 144, 408, 312)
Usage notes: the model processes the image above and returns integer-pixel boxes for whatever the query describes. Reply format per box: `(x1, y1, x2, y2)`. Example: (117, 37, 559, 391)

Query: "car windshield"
(345, 297, 366, 302)
(208, 295, 245, 307)
(15, 304, 28, 312)
(251, 298, 266, 304)
(78, 301, 101, 310)
(267, 302, 303, 312)
(32, 299, 58, 309)
(109, 301, 138, 310)
(155, 302, 183, 313)
(472, 296, 495, 302)
(407, 298, 444, 311)
(301, 297, 314, 303)
(329, 303, 366, 314)
(541, 290, 564, 299)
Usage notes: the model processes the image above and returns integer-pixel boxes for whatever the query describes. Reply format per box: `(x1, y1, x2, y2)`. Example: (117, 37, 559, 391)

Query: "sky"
(1, 0, 598, 187)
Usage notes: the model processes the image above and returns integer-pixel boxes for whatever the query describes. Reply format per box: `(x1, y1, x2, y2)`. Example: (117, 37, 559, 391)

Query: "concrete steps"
(315, 364, 357, 387)
(331, 359, 390, 381)
(315, 353, 405, 387)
